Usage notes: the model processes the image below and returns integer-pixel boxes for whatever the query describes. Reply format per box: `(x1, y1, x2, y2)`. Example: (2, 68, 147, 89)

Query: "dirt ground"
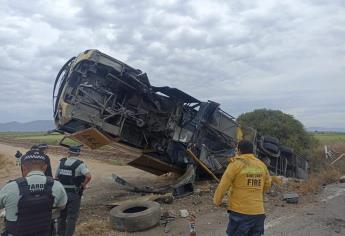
(1, 141, 345, 236)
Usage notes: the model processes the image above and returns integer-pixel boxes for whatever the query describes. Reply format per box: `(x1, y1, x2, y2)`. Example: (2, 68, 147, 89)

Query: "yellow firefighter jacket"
(213, 153, 271, 215)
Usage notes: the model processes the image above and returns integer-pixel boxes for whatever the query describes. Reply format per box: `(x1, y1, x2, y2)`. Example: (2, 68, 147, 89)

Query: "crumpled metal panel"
(112, 165, 196, 196)
(128, 154, 184, 176)
(68, 127, 111, 149)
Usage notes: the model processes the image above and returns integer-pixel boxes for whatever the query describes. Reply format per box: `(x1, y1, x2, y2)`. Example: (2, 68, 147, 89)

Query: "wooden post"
(186, 149, 220, 182)
(330, 153, 345, 165)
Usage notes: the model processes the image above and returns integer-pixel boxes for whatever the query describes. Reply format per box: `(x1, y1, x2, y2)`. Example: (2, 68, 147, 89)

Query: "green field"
(2, 131, 344, 146)
(0, 132, 79, 145)
(312, 132, 345, 144)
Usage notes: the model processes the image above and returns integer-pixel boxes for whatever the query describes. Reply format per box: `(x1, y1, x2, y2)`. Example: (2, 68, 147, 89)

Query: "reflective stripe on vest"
(58, 158, 85, 187)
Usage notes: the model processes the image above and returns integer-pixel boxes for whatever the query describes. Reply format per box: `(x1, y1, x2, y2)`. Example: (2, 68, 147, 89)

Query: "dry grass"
(294, 142, 345, 195)
(331, 143, 345, 153)
(292, 174, 321, 195)
(0, 154, 8, 168)
(296, 168, 341, 195)
(75, 218, 114, 236)
(0, 153, 14, 178)
(76, 218, 148, 236)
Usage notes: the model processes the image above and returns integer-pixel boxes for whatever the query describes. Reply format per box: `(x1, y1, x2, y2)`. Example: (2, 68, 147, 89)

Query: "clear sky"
(0, 0, 344, 129)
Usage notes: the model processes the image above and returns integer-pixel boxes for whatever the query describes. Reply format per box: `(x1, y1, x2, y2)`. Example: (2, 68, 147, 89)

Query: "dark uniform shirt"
(43, 154, 53, 177)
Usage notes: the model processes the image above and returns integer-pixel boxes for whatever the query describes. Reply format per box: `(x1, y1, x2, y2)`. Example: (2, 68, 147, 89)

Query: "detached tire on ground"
(110, 200, 161, 232)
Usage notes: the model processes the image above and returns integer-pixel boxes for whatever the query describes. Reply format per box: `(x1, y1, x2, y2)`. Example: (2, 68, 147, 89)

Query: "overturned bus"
(53, 49, 308, 193)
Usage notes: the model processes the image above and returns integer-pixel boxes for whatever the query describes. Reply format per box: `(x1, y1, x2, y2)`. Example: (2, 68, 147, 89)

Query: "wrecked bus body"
(53, 49, 308, 194)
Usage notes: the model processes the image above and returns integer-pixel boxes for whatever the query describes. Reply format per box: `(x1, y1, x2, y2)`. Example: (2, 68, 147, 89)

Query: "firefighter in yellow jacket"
(214, 140, 271, 236)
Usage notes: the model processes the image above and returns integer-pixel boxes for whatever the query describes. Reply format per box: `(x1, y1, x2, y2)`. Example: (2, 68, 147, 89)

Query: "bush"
(237, 109, 318, 155)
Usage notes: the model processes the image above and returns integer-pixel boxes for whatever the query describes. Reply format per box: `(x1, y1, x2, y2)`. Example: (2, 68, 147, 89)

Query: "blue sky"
(0, 0, 344, 128)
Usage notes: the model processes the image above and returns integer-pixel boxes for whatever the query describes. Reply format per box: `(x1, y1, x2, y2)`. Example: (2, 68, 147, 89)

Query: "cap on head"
(38, 143, 48, 151)
(68, 146, 81, 155)
(30, 145, 39, 151)
(15, 151, 22, 158)
(21, 150, 47, 164)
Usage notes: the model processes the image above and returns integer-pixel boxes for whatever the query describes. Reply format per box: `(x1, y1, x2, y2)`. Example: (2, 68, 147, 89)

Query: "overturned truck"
(53, 49, 308, 194)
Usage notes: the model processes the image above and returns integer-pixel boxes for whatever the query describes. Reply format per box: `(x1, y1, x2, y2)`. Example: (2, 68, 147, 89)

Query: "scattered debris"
(189, 214, 197, 236)
(167, 210, 177, 217)
(326, 218, 345, 234)
(194, 189, 201, 195)
(192, 189, 202, 205)
(164, 225, 170, 233)
(339, 176, 345, 183)
(180, 209, 189, 218)
(161, 210, 176, 221)
(282, 192, 299, 204)
(195, 181, 212, 195)
(160, 211, 176, 234)
(112, 165, 196, 197)
(112, 173, 160, 193)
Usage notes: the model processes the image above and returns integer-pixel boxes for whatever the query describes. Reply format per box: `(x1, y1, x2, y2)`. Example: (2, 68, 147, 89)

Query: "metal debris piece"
(171, 166, 196, 197)
(160, 211, 176, 233)
(112, 173, 161, 193)
(186, 149, 220, 182)
(324, 145, 345, 165)
(179, 209, 189, 218)
(282, 192, 299, 204)
(339, 176, 345, 183)
(53, 49, 309, 195)
(112, 165, 196, 197)
(107, 193, 174, 208)
(128, 153, 183, 176)
(68, 128, 111, 149)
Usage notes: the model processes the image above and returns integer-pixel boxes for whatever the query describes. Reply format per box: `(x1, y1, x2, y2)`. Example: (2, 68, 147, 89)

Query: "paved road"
(266, 183, 345, 236)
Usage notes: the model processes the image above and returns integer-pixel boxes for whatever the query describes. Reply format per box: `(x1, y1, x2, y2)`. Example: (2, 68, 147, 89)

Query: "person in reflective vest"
(0, 151, 67, 236)
(55, 146, 92, 236)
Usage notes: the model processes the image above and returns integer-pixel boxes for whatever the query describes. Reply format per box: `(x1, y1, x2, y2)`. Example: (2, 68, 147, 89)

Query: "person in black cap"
(55, 146, 91, 236)
(0, 151, 67, 236)
(14, 151, 22, 166)
(37, 144, 53, 177)
(23, 144, 53, 177)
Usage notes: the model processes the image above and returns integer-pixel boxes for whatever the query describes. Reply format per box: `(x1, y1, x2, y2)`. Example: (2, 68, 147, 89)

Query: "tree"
(237, 109, 317, 155)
